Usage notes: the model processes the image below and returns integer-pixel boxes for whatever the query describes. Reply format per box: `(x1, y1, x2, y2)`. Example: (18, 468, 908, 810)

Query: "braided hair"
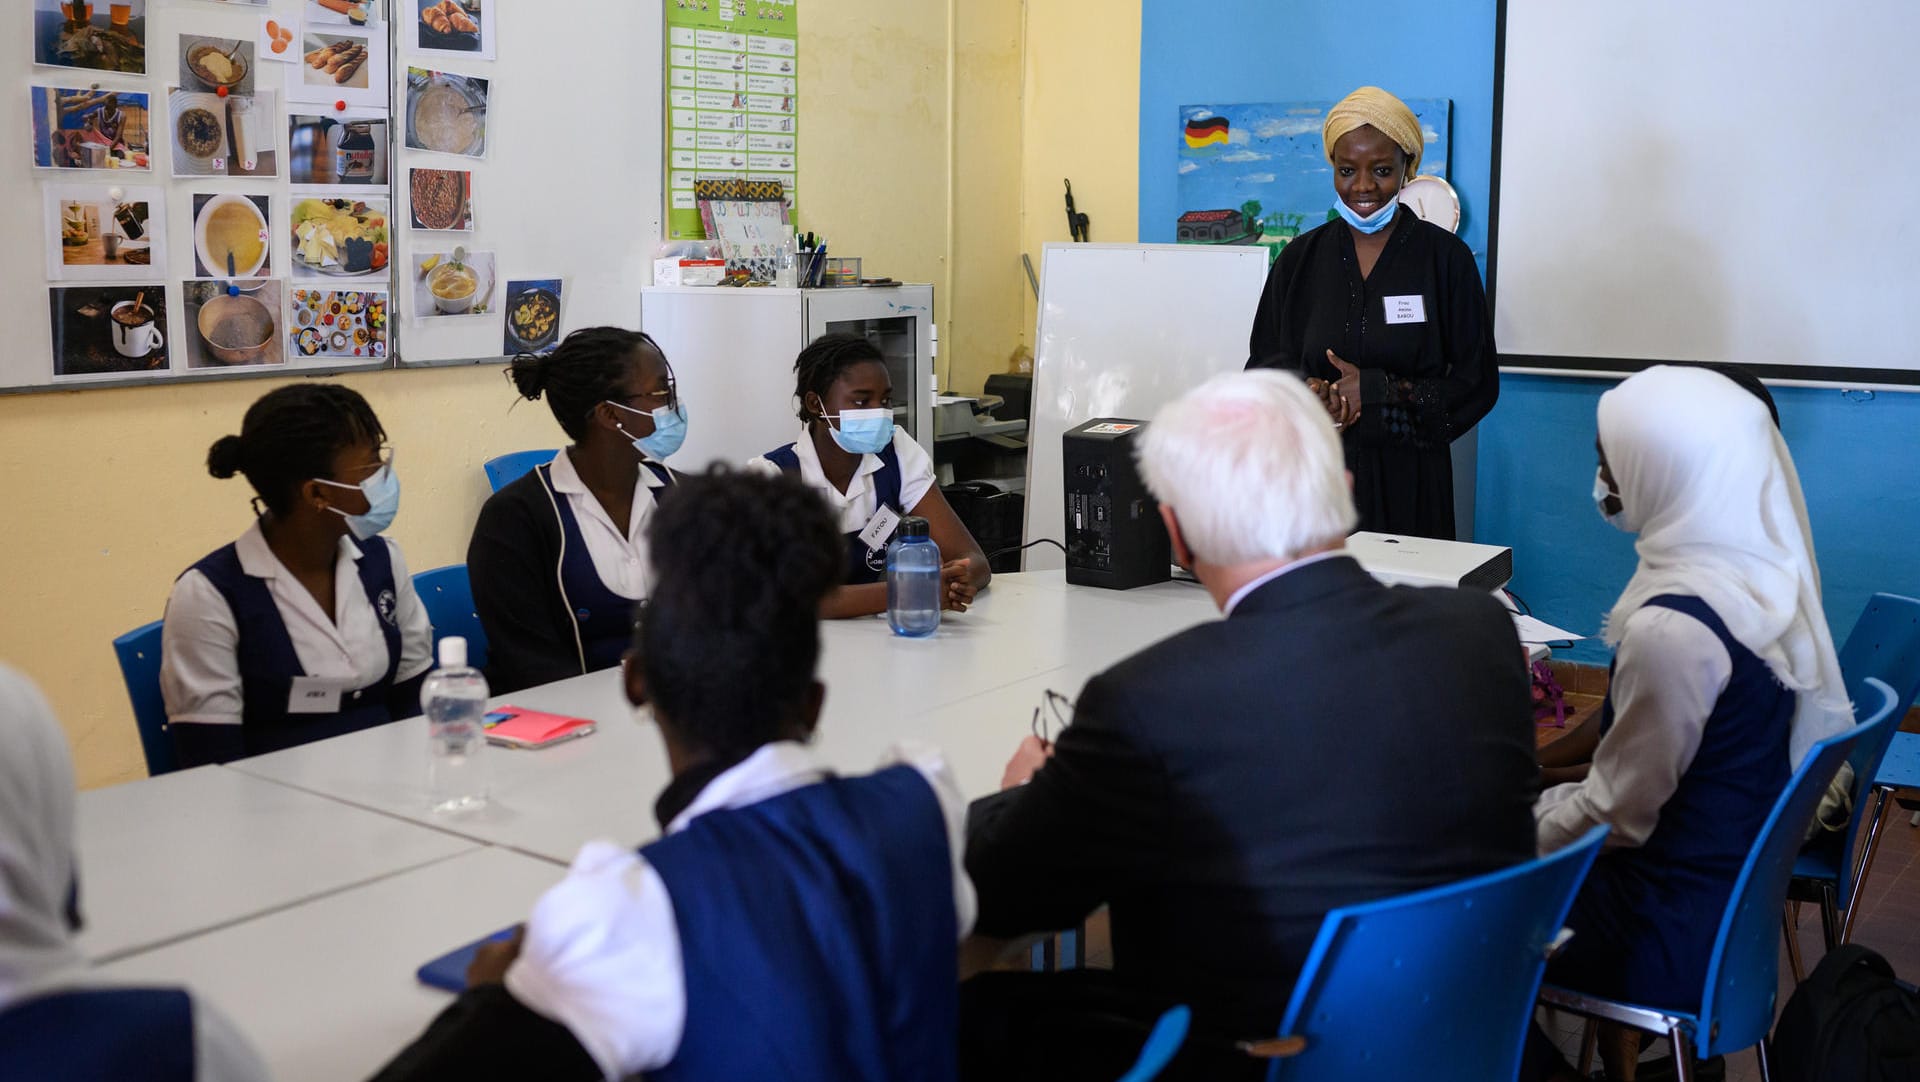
(509, 327, 672, 440)
(635, 467, 843, 759)
(206, 384, 385, 516)
(791, 332, 885, 423)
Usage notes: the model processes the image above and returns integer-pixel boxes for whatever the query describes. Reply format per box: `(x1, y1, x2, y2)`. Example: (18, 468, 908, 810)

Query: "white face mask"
(1593, 468, 1627, 530)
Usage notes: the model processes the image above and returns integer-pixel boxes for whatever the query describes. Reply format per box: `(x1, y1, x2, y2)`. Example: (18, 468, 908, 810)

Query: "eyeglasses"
(336, 446, 394, 485)
(623, 378, 679, 411)
(1031, 688, 1075, 744)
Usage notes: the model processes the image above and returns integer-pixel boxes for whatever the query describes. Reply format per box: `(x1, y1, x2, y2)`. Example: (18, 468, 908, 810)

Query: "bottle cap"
(898, 516, 930, 540)
(437, 636, 468, 668)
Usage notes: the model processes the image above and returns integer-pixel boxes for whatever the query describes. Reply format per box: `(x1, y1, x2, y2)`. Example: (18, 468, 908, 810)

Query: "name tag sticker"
(858, 505, 902, 552)
(1384, 295, 1427, 325)
(288, 677, 343, 715)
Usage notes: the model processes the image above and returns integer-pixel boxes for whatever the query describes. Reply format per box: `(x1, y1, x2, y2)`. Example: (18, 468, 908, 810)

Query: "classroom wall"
(8, 0, 1038, 788)
(1135, 0, 1920, 661)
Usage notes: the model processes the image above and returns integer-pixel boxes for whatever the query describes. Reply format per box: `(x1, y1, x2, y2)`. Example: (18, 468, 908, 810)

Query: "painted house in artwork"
(1176, 209, 1256, 244)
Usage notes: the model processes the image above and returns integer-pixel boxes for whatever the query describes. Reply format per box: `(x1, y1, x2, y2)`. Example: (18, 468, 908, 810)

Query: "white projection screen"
(1491, 1, 1920, 386)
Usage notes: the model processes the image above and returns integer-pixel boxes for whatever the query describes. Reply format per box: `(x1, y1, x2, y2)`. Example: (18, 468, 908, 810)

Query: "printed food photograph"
(411, 249, 495, 318)
(405, 68, 488, 158)
(408, 167, 472, 230)
(46, 185, 165, 281)
(290, 114, 389, 186)
(305, 0, 374, 26)
(169, 88, 279, 177)
(179, 35, 254, 94)
(290, 196, 389, 279)
(183, 278, 283, 369)
(31, 87, 151, 171)
(33, 1, 146, 76)
(49, 283, 169, 377)
(503, 279, 562, 355)
(288, 287, 387, 360)
(417, 0, 479, 47)
(192, 193, 271, 278)
(302, 32, 372, 90)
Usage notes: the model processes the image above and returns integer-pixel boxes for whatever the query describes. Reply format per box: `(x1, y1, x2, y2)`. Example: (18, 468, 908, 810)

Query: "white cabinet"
(638, 285, 935, 472)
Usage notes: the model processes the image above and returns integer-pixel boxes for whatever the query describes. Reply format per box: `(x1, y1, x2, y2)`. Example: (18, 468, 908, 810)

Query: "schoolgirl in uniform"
(746, 333, 990, 619)
(161, 384, 432, 768)
(468, 327, 687, 693)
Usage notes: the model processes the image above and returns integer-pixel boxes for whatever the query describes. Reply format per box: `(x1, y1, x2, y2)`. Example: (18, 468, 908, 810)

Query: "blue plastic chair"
(1246, 825, 1609, 1081)
(1786, 592, 1920, 970)
(1114, 1005, 1192, 1082)
(111, 620, 176, 777)
(483, 449, 556, 493)
(1541, 677, 1900, 1082)
(413, 565, 488, 672)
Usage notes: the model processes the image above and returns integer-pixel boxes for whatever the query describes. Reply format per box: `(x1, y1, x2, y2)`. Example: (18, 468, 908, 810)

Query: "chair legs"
(1782, 910, 1806, 984)
(1669, 1026, 1696, 1082)
(1819, 883, 1842, 952)
(1841, 787, 1893, 944)
(1756, 1040, 1774, 1082)
(1577, 1019, 1596, 1075)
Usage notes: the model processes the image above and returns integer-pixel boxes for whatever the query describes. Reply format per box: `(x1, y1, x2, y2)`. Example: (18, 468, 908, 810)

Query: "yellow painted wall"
(7, 0, 1135, 788)
(1018, 0, 1143, 345)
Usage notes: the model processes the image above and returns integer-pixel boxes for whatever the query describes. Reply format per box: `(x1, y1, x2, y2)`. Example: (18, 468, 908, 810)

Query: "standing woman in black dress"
(1247, 86, 1498, 539)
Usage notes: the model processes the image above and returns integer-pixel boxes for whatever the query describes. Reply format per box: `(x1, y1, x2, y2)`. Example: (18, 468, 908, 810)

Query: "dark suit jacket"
(965, 555, 1539, 1033)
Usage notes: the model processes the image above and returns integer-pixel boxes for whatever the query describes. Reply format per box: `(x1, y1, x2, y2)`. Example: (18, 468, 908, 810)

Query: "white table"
(74, 765, 479, 962)
(230, 573, 1223, 863)
(94, 847, 561, 1082)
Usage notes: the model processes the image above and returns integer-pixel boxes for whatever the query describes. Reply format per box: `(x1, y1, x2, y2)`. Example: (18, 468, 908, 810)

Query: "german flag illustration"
(1184, 115, 1230, 148)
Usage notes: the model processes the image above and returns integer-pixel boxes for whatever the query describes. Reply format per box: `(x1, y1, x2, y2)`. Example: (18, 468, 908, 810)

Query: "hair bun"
(507, 353, 548, 401)
(206, 434, 246, 479)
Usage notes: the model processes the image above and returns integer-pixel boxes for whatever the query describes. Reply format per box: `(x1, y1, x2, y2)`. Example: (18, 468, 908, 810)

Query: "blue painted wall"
(1139, 0, 1920, 662)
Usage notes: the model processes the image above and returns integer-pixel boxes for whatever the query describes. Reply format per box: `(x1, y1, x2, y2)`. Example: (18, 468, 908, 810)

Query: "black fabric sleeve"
(169, 722, 246, 768)
(386, 671, 427, 722)
(364, 985, 602, 1082)
(965, 672, 1170, 938)
(1245, 243, 1303, 371)
(1378, 245, 1499, 445)
(466, 487, 581, 696)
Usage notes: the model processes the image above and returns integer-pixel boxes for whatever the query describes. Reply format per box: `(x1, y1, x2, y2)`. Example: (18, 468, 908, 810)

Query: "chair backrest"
(413, 565, 488, 673)
(1833, 593, 1920, 897)
(1267, 825, 1609, 1082)
(1698, 677, 1898, 1057)
(111, 620, 175, 777)
(1114, 1005, 1191, 1082)
(483, 449, 556, 493)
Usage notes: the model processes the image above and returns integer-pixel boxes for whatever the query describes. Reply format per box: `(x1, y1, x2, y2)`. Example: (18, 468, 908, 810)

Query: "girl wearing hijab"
(1529, 365, 1850, 1081)
(0, 664, 269, 1081)
(467, 328, 688, 693)
(161, 384, 432, 768)
(1245, 85, 1498, 540)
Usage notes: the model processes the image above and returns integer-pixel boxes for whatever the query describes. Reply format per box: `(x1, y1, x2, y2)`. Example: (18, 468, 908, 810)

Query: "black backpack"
(1774, 944, 1920, 1081)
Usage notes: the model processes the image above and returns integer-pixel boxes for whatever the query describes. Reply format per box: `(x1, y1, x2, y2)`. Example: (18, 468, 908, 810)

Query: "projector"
(1347, 532, 1513, 592)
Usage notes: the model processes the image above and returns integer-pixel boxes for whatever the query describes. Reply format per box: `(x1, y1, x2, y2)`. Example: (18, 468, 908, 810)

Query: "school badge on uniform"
(377, 588, 398, 626)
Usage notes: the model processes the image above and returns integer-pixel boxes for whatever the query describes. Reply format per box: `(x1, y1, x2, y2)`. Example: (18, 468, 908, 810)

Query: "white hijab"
(1598, 366, 1852, 768)
(0, 664, 85, 1007)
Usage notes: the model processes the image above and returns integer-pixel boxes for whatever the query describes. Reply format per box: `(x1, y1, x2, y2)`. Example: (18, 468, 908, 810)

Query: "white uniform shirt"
(159, 522, 433, 727)
(743, 428, 936, 534)
(504, 740, 977, 1081)
(546, 449, 671, 601)
(1535, 605, 1734, 854)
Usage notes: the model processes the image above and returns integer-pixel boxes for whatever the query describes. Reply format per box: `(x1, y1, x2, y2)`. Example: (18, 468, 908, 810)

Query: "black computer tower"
(1063, 418, 1171, 590)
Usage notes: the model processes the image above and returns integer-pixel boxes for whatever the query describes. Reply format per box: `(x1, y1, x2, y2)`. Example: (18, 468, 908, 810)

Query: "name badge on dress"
(288, 676, 344, 715)
(858, 505, 902, 553)
(1383, 295, 1427, 325)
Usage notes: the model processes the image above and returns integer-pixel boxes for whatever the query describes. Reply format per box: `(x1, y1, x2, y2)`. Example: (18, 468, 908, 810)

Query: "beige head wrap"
(1322, 86, 1423, 180)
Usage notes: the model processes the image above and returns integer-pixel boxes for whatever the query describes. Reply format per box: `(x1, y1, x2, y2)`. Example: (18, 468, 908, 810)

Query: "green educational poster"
(664, 0, 799, 240)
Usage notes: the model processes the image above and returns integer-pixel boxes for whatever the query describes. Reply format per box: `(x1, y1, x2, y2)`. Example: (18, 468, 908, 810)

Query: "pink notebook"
(482, 707, 597, 749)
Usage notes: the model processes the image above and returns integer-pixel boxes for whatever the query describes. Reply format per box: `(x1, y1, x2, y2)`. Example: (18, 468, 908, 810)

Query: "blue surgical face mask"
(1335, 193, 1399, 234)
(315, 456, 400, 540)
(824, 407, 894, 455)
(1593, 467, 1627, 531)
(608, 400, 688, 460)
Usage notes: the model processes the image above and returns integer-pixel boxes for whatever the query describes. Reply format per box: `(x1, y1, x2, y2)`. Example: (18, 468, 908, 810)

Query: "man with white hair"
(960, 370, 1538, 1080)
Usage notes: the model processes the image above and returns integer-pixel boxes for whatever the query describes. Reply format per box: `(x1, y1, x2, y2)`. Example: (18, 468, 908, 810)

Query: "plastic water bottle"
(887, 516, 942, 638)
(424, 636, 489, 813)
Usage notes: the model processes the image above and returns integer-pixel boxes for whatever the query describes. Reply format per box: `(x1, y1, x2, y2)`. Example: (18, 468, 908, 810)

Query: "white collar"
(1222, 549, 1350, 616)
(549, 448, 669, 497)
(233, 520, 360, 580)
(666, 741, 829, 835)
(790, 426, 886, 488)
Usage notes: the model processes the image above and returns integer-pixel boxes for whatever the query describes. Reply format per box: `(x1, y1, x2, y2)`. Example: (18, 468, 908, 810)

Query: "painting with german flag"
(1176, 99, 1449, 260)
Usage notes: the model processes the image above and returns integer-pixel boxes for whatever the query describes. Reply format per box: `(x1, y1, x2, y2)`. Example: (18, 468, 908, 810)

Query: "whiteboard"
(1495, 1, 1920, 384)
(1021, 243, 1272, 571)
(2, 0, 664, 391)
